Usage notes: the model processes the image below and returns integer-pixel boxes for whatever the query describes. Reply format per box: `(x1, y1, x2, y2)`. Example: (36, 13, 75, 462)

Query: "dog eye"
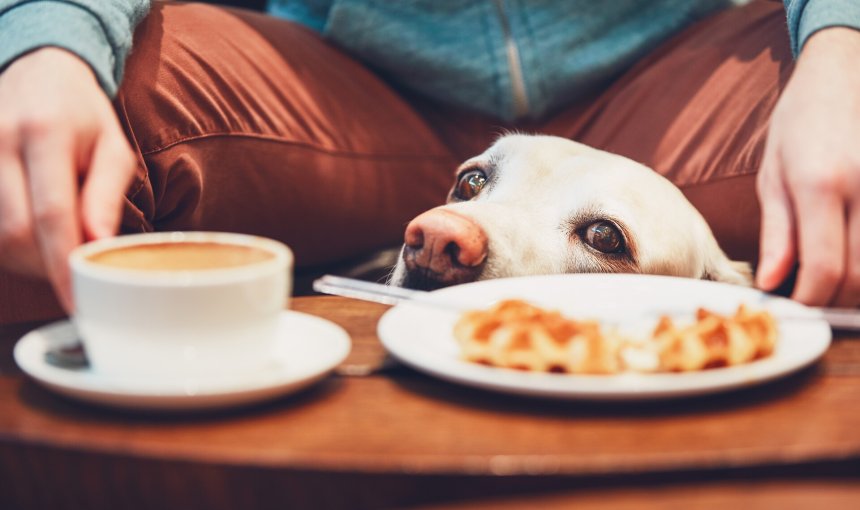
(454, 170, 487, 200)
(584, 221, 625, 254)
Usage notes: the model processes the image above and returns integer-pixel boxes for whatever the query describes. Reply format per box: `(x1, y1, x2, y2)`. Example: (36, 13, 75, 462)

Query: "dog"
(389, 134, 752, 290)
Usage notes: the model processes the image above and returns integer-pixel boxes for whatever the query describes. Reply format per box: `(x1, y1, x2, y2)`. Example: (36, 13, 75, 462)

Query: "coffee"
(72, 232, 292, 381)
(87, 242, 274, 270)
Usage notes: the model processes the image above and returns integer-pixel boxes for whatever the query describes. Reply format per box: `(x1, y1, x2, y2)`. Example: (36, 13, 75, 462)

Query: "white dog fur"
(389, 134, 751, 289)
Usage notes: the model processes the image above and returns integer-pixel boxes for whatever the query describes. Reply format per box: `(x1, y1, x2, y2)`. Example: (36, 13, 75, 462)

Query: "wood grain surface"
(1, 296, 858, 509)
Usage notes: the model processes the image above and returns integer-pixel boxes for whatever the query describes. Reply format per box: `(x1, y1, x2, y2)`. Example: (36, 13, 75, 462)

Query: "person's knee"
(117, 3, 234, 150)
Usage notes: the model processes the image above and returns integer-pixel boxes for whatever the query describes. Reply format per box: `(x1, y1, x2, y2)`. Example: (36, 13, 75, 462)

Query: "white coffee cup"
(69, 232, 292, 380)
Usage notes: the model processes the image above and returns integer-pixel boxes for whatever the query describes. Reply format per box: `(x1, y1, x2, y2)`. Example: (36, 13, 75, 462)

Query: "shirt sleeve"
(0, 0, 151, 96)
(785, 0, 860, 56)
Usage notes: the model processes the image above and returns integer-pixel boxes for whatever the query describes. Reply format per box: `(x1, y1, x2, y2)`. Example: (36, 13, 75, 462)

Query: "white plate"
(14, 310, 351, 411)
(378, 274, 831, 400)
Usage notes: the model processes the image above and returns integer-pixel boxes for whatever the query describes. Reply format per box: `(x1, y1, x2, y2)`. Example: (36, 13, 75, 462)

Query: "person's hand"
(756, 27, 860, 307)
(0, 48, 137, 311)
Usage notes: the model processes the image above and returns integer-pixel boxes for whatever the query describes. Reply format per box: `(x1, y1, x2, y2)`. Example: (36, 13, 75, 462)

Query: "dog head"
(389, 134, 751, 290)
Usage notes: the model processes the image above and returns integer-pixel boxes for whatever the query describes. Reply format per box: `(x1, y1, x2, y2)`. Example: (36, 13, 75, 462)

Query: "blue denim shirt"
(0, 0, 859, 119)
(269, 0, 733, 120)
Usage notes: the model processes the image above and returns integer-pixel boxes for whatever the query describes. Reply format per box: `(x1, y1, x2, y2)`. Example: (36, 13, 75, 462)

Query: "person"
(0, 0, 858, 323)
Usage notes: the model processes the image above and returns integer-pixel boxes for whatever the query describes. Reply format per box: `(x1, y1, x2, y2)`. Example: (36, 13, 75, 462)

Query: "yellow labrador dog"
(389, 134, 751, 290)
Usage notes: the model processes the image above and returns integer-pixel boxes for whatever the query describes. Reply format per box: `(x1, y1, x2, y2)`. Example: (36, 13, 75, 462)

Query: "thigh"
(540, 0, 792, 263)
(116, 2, 460, 268)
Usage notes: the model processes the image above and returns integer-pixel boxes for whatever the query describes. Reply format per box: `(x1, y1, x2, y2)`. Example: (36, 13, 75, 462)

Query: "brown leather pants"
(0, 0, 792, 323)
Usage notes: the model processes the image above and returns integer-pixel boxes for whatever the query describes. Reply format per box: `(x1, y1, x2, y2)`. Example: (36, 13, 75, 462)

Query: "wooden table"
(1, 296, 859, 509)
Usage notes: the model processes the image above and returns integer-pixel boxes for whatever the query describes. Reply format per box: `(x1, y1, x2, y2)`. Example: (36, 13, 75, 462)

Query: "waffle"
(453, 300, 777, 374)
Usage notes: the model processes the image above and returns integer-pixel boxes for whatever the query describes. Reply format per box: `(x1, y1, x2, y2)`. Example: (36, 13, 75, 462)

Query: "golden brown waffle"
(453, 300, 777, 375)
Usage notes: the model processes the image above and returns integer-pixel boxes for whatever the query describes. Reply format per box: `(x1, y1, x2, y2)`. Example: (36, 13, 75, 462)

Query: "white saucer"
(378, 274, 831, 401)
(14, 311, 351, 411)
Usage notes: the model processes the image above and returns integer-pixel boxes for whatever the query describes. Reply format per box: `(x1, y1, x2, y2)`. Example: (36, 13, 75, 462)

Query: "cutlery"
(312, 274, 860, 331)
(312, 275, 470, 311)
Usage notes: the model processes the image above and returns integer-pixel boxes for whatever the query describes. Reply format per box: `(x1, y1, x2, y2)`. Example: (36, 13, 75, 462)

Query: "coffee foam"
(87, 242, 274, 271)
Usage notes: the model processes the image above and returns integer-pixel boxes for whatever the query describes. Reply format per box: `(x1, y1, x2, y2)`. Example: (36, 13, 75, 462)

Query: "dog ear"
(703, 258, 754, 286)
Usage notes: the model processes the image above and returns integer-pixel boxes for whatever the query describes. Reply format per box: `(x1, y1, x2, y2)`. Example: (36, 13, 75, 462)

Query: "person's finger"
(833, 200, 860, 306)
(80, 132, 137, 241)
(0, 149, 43, 275)
(790, 184, 845, 306)
(23, 129, 81, 312)
(755, 153, 797, 291)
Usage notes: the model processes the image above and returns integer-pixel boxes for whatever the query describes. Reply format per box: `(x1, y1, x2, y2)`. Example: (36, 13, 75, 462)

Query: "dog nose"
(402, 208, 488, 285)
